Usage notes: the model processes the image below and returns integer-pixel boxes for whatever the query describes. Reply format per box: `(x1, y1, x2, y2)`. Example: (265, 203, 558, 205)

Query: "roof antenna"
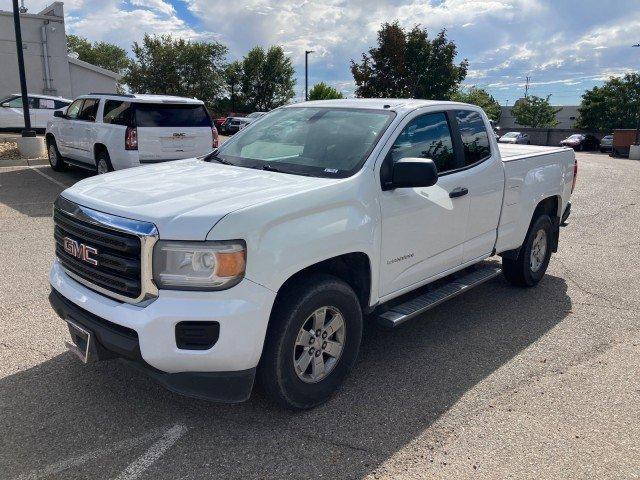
(18, 0, 28, 13)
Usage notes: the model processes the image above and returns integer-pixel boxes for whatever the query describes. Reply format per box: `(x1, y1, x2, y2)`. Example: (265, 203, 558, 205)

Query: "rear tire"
(258, 274, 363, 410)
(96, 149, 113, 174)
(47, 139, 66, 172)
(502, 214, 553, 287)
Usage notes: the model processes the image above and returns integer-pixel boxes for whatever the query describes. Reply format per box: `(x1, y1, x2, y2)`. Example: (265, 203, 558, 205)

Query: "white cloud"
(130, 0, 175, 16)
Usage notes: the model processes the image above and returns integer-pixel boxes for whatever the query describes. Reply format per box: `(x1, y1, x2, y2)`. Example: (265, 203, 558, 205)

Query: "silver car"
(498, 131, 531, 144)
(599, 134, 613, 152)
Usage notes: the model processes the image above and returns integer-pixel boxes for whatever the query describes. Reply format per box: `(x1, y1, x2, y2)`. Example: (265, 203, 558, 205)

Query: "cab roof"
(289, 98, 475, 115)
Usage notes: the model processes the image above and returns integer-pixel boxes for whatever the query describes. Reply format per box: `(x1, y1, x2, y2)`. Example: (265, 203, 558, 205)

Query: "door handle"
(449, 187, 469, 198)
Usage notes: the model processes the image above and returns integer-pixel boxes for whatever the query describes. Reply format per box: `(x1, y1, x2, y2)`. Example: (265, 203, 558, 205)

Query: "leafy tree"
(350, 22, 468, 99)
(452, 86, 501, 121)
(124, 34, 227, 106)
(66, 34, 130, 74)
(240, 46, 296, 111)
(576, 73, 640, 132)
(308, 82, 344, 100)
(224, 60, 243, 112)
(511, 95, 562, 128)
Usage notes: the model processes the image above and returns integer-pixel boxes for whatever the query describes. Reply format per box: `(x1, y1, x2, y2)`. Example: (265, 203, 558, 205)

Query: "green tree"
(308, 82, 344, 100)
(511, 95, 562, 128)
(452, 86, 501, 121)
(576, 73, 640, 132)
(66, 34, 130, 74)
(350, 22, 468, 99)
(240, 46, 296, 111)
(123, 34, 227, 106)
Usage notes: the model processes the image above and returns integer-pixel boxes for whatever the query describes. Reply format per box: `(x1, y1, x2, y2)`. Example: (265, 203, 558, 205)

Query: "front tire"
(502, 214, 553, 287)
(258, 274, 363, 410)
(47, 140, 66, 172)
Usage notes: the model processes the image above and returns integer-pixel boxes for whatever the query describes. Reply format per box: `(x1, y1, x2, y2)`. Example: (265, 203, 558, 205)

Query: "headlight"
(153, 240, 246, 290)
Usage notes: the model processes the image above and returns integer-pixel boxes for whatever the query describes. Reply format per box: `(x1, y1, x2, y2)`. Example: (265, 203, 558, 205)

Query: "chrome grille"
(53, 196, 159, 304)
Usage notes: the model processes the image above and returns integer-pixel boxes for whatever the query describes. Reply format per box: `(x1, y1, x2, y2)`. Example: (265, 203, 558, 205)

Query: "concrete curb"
(0, 158, 48, 167)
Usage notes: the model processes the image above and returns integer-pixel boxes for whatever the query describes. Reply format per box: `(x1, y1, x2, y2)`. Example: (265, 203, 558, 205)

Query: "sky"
(2, 0, 639, 105)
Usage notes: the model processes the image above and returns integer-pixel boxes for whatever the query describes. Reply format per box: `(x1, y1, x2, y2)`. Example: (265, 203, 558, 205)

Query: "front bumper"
(49, 288, 257, 402)
(49, 261, 276, 373)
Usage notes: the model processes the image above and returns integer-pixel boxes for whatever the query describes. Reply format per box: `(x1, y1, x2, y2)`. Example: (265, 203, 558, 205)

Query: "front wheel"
(502, 214, 553, 287)
(47, 140, 66, 172)
(258, 274, 363, 410)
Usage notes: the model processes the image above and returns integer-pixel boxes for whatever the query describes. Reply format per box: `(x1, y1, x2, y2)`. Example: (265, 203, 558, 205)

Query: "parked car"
(214, 117, 227, 130)
(599, 134, 613, 153)
(48, 99, 575, 409)
(45, 93, 216, 173)
(498, 131, 530, 144)
(0, 93, 71, 131)
(559, 133, 599, 151)
(221, 111, 267, 134)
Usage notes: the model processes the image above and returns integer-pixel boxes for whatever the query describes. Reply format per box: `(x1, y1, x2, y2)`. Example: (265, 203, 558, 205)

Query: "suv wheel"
(96, 150, 113, 174)
(258, 274, 363, 410)
(47, 140, 66, 172)
(502, 214, 553, 287)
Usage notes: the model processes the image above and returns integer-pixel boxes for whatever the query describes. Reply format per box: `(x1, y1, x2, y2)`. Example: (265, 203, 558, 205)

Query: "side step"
(376, 264, 502, 328)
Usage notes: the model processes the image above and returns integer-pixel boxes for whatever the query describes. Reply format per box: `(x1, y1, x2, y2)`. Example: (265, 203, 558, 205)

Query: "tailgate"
(137, 127, 212, 161)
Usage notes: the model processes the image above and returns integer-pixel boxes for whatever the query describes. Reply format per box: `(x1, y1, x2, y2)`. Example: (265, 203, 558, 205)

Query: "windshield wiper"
(203, 149, 234, 165)
(261, 164, 311, 176)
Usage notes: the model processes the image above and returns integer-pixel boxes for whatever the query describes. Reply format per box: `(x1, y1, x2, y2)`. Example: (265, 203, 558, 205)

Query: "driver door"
(378, 110, 471, 298)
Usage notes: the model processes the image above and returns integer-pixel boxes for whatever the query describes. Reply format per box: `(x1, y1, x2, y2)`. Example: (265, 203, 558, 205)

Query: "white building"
(0, 2, 120, 100)
(499, 104, 580, 130)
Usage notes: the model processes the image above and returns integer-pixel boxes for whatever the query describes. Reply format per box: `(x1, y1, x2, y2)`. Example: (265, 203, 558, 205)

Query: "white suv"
(45, 93, 217, 173)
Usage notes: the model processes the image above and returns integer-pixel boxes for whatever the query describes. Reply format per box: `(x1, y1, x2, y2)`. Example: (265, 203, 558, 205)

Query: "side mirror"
(53, 110, 66, 118)
(390, 158, 438, 189)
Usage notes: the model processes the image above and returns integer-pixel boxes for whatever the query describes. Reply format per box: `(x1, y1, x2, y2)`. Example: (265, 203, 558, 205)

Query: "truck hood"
(61, 158, 335, 239)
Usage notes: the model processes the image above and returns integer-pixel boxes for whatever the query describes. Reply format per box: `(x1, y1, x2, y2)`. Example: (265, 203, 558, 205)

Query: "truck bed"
(498, 143, 571, 162)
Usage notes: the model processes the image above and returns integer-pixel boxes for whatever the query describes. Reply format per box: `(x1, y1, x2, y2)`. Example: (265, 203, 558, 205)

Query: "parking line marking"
(114, 424, 187, 480)
(28, 165, 68, 189)
(11, 426, 170, 480)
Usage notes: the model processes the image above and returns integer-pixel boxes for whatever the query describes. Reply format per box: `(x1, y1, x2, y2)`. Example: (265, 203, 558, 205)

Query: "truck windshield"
(217, 107, 395, 178)
(134, 103, 211, 127)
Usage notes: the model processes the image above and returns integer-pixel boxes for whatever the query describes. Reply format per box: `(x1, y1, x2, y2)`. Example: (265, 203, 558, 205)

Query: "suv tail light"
(125, 126, 138, 151)
(212, 126, 219, 148)
(571, 159, 578, 193)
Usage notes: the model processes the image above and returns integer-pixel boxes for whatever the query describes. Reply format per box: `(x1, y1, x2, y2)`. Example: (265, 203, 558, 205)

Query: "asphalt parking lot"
(0, 152, 638, 479)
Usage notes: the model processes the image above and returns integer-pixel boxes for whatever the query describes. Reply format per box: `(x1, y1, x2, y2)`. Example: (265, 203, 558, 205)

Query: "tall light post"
(633, 44, 640, 145)
(305, 50, 314, 101)
(12, 0, 34, 138)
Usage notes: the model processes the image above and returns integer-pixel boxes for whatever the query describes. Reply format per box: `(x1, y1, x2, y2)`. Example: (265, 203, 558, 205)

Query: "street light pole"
(305, 50, 314, 101)
(12, 0, 34, 137)
(633, 44, 640, 145)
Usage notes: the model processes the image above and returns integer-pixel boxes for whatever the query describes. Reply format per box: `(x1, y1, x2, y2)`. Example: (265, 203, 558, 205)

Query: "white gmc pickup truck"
(49, 99, 575, 409)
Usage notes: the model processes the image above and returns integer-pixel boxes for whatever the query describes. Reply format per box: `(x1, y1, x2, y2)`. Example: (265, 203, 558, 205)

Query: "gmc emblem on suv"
(173, 132, 186, 137)
(63, 237, 98, 266)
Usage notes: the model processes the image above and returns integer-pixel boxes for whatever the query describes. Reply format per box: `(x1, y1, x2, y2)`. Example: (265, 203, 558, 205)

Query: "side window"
(66, 99, 84, 119)
(39, 98, 57, 109)
(28, 97, 39, 109)
(389, 112, 457, 174)
(78, 98, 99, 122)
(103, 100, 132, 126)
(455, 110, 491, 166)
(54, 100, 71, 110)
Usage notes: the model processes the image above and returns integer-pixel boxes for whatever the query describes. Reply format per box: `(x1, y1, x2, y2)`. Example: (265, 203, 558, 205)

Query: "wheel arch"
(273, 252, 373, 314)
(45, 132, 56, 147)
(93, 142, 109, 159)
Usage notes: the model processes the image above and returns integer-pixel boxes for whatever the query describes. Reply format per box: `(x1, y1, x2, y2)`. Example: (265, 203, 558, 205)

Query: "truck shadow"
(0, 275, 571, 479)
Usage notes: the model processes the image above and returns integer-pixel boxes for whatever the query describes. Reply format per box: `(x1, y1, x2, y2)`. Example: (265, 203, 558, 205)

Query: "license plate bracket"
(65, 318, 97, 364)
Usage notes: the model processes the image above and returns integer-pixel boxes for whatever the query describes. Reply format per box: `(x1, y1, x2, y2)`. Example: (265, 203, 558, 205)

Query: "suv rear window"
(103, 100, 133, 126)
(133, 103, 211, 128)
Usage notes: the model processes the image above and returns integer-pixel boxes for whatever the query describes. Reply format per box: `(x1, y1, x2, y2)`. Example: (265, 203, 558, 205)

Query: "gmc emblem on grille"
(173, 132, 186, 137)
(63, 237, 98, 266)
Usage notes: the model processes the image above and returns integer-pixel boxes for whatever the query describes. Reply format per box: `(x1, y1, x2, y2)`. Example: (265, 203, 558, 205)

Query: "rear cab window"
(133, 103, 211, 127)
(455, 110, 491, 166)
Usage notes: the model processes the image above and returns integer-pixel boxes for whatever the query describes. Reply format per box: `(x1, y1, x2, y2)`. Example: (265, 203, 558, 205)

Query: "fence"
(497, 128, 607, 147)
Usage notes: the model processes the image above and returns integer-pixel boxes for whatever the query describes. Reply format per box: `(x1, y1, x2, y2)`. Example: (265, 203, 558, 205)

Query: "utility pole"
(305, 50, 314, 101)
(633, 44, 640, 144)
(524, 76, 531, 98)
(12, 0, 34, 137)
